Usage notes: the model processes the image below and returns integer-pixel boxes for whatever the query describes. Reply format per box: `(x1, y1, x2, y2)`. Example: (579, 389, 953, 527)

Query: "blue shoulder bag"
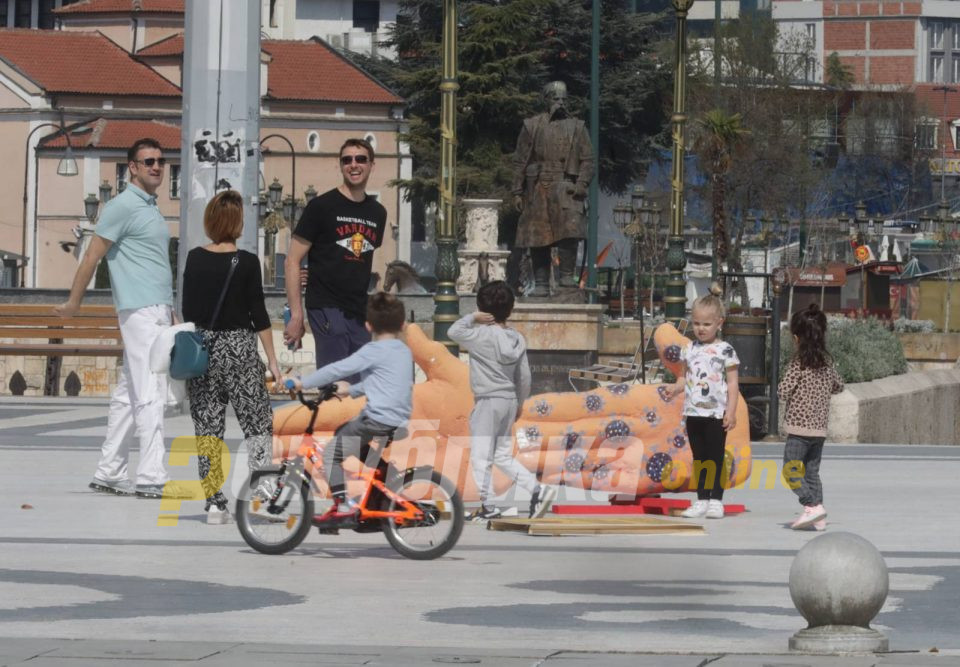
(169, 254, 239, 380)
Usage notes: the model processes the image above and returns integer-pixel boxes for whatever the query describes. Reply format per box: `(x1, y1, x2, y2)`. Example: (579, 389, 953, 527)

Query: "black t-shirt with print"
(293, 187, 386, 319)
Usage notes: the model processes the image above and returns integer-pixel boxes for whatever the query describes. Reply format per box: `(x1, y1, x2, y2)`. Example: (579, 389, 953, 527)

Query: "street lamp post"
(434, 0, 460, 351)
(21, 122, 79, 287)
(629, 186, 663, 321)
(665, 0, 695, 324)
(260, 134, 299, 289)
(260, 134, 296, 201)
(933, 85, 957, 202)
(612, 201, 633, 320)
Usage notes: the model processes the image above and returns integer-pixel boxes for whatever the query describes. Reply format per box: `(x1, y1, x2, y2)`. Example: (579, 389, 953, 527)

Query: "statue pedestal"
(456, 249, 510, 293)
(510, 303, 605, 392)
(457, 198, 507, 294)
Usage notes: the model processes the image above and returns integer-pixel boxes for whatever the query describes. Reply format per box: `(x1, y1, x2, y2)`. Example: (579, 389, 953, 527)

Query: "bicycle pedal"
(316, 527, 339, 535)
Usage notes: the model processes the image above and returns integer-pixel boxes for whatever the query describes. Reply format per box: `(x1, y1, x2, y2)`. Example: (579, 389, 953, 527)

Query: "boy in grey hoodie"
(449, 281, 557, 521)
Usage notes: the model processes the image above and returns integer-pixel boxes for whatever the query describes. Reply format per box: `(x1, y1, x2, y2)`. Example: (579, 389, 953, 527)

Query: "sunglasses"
(340, 154, 369, 166)
(135, 158, 166, 168)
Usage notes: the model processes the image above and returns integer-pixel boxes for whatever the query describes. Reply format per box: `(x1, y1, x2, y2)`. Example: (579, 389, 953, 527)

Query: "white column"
(179, 0, 261, 313)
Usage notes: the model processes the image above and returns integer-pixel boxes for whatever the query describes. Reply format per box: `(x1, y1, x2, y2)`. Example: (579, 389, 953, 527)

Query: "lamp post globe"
(268, 178, 283, 208)
(84, 193, 100, 222)
(613, 201, 632, 233)
(98, 180, 112, 205)
(57, 145, 79, 177)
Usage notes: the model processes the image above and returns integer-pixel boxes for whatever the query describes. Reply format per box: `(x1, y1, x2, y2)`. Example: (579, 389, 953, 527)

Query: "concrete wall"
(898, 332, 960, 362)
(827, 368, 960, 444)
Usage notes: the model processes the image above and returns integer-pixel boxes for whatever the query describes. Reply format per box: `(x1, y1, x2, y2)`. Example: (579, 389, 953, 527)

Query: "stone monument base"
(789, 625, 889, 654)
(510, 303, 605, 393)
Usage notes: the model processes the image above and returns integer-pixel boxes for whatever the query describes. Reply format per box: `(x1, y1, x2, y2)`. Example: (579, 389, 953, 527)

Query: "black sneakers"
(467, 506, 502, 522)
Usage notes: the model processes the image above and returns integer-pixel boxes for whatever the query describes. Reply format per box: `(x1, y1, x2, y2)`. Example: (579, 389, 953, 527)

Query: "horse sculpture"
(383, 260, 429, 294)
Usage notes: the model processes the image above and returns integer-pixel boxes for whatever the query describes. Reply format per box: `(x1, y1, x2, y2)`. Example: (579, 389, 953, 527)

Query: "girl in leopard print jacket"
(778, 303, 843, 531)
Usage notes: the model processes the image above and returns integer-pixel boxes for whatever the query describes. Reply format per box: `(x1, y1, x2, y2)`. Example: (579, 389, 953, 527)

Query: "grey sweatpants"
(470, 396, 539, 505)
(324, 414, 396, 499)
(782, 434, 825, 507)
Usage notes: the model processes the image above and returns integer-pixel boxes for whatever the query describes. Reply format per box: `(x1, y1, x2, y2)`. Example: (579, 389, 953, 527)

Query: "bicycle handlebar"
(286, 382, 340, 408)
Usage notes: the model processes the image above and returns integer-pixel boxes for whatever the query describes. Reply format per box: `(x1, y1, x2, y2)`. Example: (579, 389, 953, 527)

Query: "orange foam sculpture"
(271, 322, 752, 501)
(514, 323, 752, 496)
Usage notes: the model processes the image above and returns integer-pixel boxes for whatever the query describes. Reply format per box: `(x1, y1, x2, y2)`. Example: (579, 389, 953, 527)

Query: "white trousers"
(95, 304, 171, 486)
(469, 396, 539, 504)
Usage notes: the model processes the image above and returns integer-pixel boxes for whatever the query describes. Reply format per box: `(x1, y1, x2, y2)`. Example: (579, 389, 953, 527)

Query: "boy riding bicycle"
(288, 292, 412, 520)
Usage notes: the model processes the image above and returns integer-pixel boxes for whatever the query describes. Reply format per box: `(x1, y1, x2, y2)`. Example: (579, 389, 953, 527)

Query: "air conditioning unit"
(345, 31, 373, 56)
(326, 33, 343, 48)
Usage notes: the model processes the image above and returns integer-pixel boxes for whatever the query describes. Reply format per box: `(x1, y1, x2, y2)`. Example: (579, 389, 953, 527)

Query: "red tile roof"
(136, 32, 183, 57)
(0, 29, 181, 96)
(55, 0, 184, 14)
(262, 39, 402, 105)
(40, 119, 180, 151)
(135, 35, 402, 105)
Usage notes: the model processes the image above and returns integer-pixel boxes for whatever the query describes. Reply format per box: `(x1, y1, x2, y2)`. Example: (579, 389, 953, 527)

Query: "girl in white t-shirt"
(668, 292, 740, 519)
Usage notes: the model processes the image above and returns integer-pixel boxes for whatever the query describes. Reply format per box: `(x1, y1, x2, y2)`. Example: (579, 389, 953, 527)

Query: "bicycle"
(235, 383, 464, 560)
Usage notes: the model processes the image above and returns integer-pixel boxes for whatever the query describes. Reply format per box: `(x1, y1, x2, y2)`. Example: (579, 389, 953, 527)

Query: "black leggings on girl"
(685, 416, 728, 500)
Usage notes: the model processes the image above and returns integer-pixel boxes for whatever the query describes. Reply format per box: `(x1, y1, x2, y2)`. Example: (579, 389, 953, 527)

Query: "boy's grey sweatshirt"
(448, 314, 532, 404)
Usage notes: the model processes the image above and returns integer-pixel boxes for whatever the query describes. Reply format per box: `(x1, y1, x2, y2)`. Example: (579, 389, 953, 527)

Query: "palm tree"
(694, 110, 749, 275)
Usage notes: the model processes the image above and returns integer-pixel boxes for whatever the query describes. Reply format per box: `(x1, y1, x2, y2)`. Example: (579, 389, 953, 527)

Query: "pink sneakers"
(791, 504, 827, 530)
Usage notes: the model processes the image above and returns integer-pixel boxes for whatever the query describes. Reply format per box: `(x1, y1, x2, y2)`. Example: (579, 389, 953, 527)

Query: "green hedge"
(778, 317, 907, 384)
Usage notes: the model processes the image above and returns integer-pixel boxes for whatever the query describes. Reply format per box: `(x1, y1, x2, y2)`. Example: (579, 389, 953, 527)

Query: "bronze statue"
(511, 81, 594, 298)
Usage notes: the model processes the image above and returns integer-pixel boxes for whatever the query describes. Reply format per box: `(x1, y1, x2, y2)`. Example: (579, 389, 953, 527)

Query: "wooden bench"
(567, 318, 689, 390)
(0, 304, 122, 395)
(0, 304, 122, 356)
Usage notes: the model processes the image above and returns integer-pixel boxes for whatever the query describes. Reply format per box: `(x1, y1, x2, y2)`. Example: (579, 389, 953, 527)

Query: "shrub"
(892, 318, 936, 334)
(779, 317, 907, 384)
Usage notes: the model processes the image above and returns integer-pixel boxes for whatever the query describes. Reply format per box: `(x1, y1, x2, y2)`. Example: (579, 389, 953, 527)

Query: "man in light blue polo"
(57, 138, 189, 499)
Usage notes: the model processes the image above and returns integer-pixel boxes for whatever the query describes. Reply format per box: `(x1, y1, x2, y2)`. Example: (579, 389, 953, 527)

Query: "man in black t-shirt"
(283, 138, 387, 377)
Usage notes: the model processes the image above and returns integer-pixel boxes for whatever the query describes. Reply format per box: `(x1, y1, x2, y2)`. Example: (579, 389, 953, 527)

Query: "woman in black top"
(181, 190, 282, 525)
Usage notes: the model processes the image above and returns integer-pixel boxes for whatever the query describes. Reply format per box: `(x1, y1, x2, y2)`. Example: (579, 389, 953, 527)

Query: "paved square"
(1, 397, 958, 665)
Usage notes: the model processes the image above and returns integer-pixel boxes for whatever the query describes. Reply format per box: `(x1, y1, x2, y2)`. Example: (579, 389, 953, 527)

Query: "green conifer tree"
(350, 0, 669, 211)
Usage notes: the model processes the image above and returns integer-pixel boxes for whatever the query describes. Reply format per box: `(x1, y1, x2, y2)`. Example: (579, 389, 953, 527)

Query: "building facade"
(0, 0, 411, 289)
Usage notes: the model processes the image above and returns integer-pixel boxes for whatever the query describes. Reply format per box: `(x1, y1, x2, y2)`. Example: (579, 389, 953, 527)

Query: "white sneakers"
(207, 506, 234, 525)
(681, 499, 725, 519)
(681, 500, 708, 518)
(705, 499, 724, 519)
(791, 504, 827, 530)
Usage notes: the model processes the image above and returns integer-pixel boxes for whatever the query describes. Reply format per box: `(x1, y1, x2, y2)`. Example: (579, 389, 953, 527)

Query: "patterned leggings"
(187, 329, 273, 511)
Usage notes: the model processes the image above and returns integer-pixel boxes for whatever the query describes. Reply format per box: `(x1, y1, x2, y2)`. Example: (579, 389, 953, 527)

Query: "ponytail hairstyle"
(691, 282, 726, 319)
(790, 303, 831, 369)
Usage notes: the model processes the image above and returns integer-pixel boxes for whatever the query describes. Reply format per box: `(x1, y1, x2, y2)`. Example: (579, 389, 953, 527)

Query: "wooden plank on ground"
(487, 516, 703, 536)
(553, 499, 746, 517)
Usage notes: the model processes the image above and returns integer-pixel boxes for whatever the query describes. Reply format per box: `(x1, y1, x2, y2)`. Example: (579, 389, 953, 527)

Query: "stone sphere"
(789, 532, 889, 628)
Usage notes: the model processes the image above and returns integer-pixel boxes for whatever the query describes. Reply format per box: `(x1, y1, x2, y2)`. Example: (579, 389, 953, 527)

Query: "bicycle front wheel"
(236, 469, 313, 555)
(382, 468, 464, 560)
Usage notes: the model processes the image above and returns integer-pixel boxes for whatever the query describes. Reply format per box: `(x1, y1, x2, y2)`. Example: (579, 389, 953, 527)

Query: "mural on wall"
(271, 322, 752, 502)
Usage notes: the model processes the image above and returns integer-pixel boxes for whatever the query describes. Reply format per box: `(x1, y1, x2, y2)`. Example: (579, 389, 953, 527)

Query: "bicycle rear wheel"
(381, 468, 463, 560)
(236, 469, 313, 555)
